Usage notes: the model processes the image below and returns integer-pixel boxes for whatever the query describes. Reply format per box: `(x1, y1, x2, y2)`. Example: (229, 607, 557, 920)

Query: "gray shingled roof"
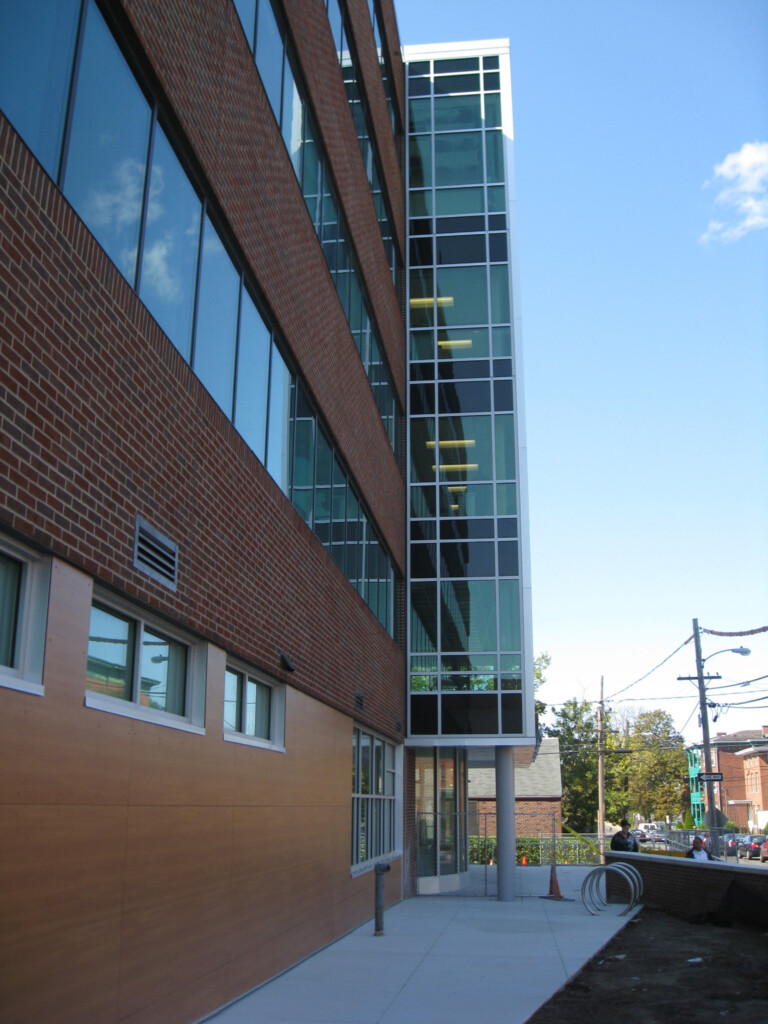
(467, 737, 562, 800)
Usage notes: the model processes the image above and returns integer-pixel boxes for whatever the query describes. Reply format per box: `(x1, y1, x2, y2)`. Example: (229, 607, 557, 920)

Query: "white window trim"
(0, 535, 50, 696)
(222, 659, 286, 753)
(84, 590, 207, 732)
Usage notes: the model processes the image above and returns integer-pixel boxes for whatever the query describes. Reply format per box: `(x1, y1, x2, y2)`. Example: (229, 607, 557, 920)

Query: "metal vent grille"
(354, 689, 364, 713)
(134, 517, 178, 592)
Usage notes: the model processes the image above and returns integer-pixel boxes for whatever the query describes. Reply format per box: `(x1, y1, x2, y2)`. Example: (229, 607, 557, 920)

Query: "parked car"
(722, 833, 740, 857)
(631, 829, 648, 844)
(760, 838, 768, 864)
(739, 835, 767, 860)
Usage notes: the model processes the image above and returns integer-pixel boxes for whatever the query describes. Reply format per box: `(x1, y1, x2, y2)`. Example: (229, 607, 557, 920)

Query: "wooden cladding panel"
(0, 561, 402, 1024)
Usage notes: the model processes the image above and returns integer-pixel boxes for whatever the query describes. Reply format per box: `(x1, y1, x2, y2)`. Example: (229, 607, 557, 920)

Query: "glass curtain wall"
(414, 747, 467, 877)
(406, 51, 525, 738)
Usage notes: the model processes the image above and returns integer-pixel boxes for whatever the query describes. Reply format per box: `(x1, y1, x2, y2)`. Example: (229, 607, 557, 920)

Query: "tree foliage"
(545, 699, 600, 833)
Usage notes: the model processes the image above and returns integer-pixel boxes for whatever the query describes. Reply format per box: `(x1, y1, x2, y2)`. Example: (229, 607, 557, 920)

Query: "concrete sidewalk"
(200, 867, 638, 1024)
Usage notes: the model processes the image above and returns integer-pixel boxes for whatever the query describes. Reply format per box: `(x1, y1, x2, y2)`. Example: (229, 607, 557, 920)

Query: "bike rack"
(581, 862, 643, 916)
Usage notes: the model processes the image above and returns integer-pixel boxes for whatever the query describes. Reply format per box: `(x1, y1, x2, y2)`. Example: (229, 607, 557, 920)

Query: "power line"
(604, 636, 693, 701)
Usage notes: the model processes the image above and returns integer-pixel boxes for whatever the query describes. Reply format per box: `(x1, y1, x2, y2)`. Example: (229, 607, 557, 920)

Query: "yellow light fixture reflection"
(432, 464, 479, 472)
(408, 296, 454, 308)
(438, 339, 472, 349)
(447, 486, 467, 493)
(425, 440, 476, 449)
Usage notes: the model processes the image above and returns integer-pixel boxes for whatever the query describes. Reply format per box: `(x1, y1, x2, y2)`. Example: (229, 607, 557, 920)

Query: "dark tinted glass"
(493, 358, 513, 377)
(411, 382, 435, 416)
(483, 56, 499, 70)
(438, 380, 491, 414)
(483, 72, 500, 90)
(497, 541, 519, 577)
(436, 215, 485, 234)
(234, 290, 271, 461)
(488, 214, 506, 230)
(411, 694, 438, 734)
(411, 363, 435, 382)
(411, 544, 438, 578)
(408, 61, 430, 77)
(434, 58, 479, 73)
(193, 215, 239, 417)
(0, 0, 80, 178)
(441, 693, 497, 735)
(438, 360, 490, 381)
(488, 234, 508, 262)
(440, 541, 496, 578)
(441, 519, 494, 541)
(410, 237, 433, 266)
(436, 235, 486, 265)
(409, 76, 431, 96)
(410, 217, 433, 235)
(501, 693, 522, 733)
(497, 518, 518, 539)
(411, 520, 436, 542)
(493, 379, 514, 411)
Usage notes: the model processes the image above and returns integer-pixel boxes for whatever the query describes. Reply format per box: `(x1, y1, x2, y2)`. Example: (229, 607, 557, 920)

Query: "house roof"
(468, 736, 562, 800)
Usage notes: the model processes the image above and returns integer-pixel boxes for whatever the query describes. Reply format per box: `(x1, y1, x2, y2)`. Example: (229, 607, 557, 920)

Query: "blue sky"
(395, 0, 768, 743)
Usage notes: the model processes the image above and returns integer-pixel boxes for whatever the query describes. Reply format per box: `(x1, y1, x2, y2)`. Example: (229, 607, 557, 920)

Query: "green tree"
(622, 710, 688, 821)
(534, 651, 551, 721)
(545, 699, 599, 833)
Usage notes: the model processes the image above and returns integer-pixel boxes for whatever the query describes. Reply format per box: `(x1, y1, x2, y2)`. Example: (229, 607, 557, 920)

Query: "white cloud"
(699, 141, 768, 243)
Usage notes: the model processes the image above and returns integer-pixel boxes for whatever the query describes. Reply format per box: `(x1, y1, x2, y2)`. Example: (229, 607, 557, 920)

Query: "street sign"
(698, 772, 723, 782)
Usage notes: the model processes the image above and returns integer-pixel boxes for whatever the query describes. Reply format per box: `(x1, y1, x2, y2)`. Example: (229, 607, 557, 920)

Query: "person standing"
(610, 819, 639, 852)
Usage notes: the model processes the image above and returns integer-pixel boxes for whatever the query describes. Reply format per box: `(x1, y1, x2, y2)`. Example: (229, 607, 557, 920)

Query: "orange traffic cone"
(522, 855, 527, 866)
(548, 863, 562, 899)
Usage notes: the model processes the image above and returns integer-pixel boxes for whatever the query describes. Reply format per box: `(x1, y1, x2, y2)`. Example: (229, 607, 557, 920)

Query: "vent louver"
(134, 517, 178, 592)
(354, 689, 364, 713)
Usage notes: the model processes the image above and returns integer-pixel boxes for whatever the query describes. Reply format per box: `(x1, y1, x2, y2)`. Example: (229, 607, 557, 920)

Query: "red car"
(760, 838, 768, 864)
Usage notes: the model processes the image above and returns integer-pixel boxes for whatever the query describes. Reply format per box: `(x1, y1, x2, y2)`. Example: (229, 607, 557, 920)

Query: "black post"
(374, 862, 390, 936)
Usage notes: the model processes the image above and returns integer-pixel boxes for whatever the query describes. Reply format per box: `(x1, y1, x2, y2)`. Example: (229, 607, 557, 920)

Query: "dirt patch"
(525, 905, 768, 1023)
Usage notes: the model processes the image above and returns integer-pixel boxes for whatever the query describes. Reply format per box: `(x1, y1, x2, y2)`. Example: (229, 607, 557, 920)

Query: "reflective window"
(63, 0, 151, 283)
(441, 579, 496, 652)
(193, 215, 240, 417)
(434, 133, 484, 187)
(255, 0, 283, 119)
(266, 344, 293, 495)
(434, 94, 482, 131)
(225, 669, 272, 740)
(234, 290, 271, 462)
(0, 0, 80, 179)
(0, 552, 22, 668)
(233, 0, 257, 48)
(139, 125, 202, 360)
(436, 266, 488, 326)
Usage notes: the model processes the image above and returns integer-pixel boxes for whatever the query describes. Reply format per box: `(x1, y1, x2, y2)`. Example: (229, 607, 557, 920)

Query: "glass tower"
(404, 41, 534, 747)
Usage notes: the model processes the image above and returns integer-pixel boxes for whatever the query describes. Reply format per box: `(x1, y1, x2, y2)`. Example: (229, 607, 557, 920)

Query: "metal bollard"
(374, 862, 390, 936)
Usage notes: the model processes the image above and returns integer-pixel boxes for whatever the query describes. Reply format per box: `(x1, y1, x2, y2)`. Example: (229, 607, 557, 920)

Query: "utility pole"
(597, 676, 605, 863)
(692, 618, 717, 829)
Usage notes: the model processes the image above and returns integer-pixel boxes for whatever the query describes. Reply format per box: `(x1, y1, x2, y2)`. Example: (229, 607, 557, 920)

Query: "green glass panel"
(0, 553, 21, 667)
(495, 415, 515, 480)
(490, 265, 511, 323)
(484, 93, 502, 128)
(411, 484, 437, 518)
(492, 326, 512, 358)
(409, 97, 431, 133)
(409, 190, 433, 217)
(434, 132, 484, 187)
(412, 655, 438, 671)
(437, 415, 493, 481)
(435, 186, 484, 216)
(410, 418, 436, 483)
(499, 579, 521, 651)
(292, 417, 314, 488)
(410, 268, 434, 328)
(486, 131, 504, 182)
(440, 579, 497, 653)
(411, 330, 434, 361)
(411, 581, 437, 653)
(410, 135, 432, 188)
(437, 328, 489, 360)
(435, 266, 487, 327)
(439, 483, 494, 517)
(488, 185, 505, 212)
(434, 93, 482, 131)
(496, 482, 517, 516)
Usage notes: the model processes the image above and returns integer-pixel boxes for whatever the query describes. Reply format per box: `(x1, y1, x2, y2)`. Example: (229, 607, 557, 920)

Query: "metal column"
(496, 746, 516, 901)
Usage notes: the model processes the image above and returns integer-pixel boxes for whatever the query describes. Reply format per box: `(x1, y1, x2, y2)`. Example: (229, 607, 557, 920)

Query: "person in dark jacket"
(686, 836, 713, 861)
(610, 819, 639, 852)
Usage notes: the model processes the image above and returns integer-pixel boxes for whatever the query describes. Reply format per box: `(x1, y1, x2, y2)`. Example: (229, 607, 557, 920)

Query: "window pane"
(499, 579, 521, 651)
(434, 133, 484, 187)
(437, 328, 489, 360)
(441, 579, 496, 652)
(359, 732, 371, 794)
(255, 0, 283, 120)
(0, 0, 80, 178)
(409, 98, 431, 134)
(63, 0, 151, 283)
(245, 678, 271, 739)
(491, 265, 511, 323)
(281, 51, 303, 178)
(441, 693, 498, 735)
(435, 187, 484, 217)
(438, 415, 493, 480)
(0, 553, 22, 667)
(409, 135, 432, 188)
(87, 605, 134, 702)
(234, 290, 271, 461)
(266, 343, 293, 494)
(436, 266, 487, 327)
(139, 125, 201, 361)
(233, 0, 256, 49)
(495, 415, 516, 480)
(140, 628, 187, 716)
(193, 215, 239, 416)
(224, 669, 242, 731)
(486, 130, 504, 182)
(434, 94, 482, 131)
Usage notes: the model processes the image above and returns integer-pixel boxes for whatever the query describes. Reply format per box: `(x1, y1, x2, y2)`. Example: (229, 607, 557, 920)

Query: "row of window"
(410, 131, 506, 190)
(410, 577, 522, 656)
(326, 0, 398, 284)
(231, 0, 401, 449)
(0, 0, 398, 634)
(365, 0, 400, 138)
(2, 537, 398, 869)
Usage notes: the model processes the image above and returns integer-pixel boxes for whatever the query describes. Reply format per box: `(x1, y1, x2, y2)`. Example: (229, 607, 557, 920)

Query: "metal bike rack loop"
(581, 863, 643, 916)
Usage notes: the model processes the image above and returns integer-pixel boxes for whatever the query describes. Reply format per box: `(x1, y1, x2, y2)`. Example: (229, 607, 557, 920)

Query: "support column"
(495, 746, 516, 901)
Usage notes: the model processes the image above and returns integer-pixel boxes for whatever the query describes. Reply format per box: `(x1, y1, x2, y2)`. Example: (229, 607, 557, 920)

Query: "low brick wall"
(606, 851, 768, 926)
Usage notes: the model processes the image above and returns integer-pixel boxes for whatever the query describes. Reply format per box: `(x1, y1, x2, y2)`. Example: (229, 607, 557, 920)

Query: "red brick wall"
(0, 8, 406, 743)
(469, 799, 563, 837)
